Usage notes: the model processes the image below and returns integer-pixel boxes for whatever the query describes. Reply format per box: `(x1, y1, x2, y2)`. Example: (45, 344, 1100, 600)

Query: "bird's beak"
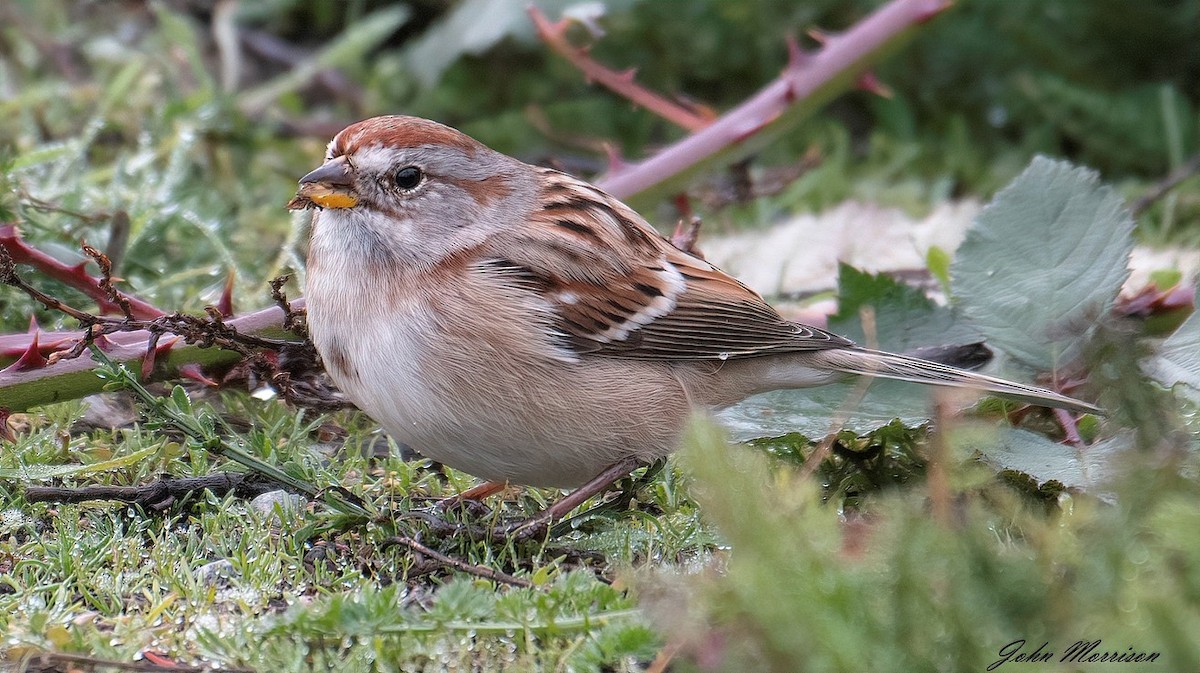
(288, 155, 359, 210)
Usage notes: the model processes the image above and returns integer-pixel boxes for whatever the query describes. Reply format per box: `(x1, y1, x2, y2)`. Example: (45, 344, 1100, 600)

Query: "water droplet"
(718, 352, 730, 361)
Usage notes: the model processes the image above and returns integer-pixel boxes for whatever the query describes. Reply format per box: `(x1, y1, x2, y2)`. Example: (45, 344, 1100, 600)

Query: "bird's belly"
(310, 305, 689, 487)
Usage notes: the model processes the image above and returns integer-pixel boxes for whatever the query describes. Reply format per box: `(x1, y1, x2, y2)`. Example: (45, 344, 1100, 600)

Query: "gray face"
(310, 140, 536, 272)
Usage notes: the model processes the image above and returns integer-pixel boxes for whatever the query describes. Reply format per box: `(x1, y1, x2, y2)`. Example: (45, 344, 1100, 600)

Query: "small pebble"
(249, 490, 307, 518)
(195, 559, 237, 587)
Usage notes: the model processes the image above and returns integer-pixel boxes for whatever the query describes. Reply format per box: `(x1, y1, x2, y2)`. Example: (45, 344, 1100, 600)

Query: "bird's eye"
(394, 166, 423, 190)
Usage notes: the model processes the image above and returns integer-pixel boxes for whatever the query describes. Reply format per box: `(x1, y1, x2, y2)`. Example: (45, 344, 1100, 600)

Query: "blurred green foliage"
(662, 417, 1200, 672)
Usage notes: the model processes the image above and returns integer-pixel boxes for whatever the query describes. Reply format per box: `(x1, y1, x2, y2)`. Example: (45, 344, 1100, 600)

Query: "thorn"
(785, 34, 811, 71)
(915, 0, 955, 24)
(672, 193, 693, 220)
(141, 335, 180, 381)
(5, 331, 48, 372)
(141, 652, 178, 668)
(180, 364, 219, 388)
(1161, 284, 1195, 311)
(602, 143, 628, 173)
(218, 270, 235, 317)
(90, 333, 116, 351)
(807, 27, 831, 45)
(856, 71, 893, 98)
(27, 315, 38, 334)
(71, 261, 89, 277)
(670, 215, 704, 258)
(783, 81, 798, 104)
(618, 67, 637, 82)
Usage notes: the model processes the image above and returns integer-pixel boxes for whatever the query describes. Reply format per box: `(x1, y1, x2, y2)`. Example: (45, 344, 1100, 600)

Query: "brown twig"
(800, 307, 880, 481)
(645, 639, 683, 673)
(1053, 408, 1085, 449)
(1, 241, 292, 355)
(382, 535, 534, 589)
(269, 274, 308, 339)
(529, 7, 714, 133)
(694, 147, 823, 210)
(1130, 153, 1200, 216)
(23, 472, 279, 511)
(927, 394, 953, 527)
(82, 242, 134, 320)
(11, 650, 253, 673)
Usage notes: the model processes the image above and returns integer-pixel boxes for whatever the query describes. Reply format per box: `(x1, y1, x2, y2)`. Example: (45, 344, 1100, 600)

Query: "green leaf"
(926, 245, 953, 295)
(954, 425, 1132, 491)
(170, 385, 192, 414)
(722, 266, 981, 440)
(720, 381, 939, 440)
(951, 157, 1134, 371)
(0, 445, 160, 480)
(830, 264, 977, 353)
(1145, 298, 1200, 399)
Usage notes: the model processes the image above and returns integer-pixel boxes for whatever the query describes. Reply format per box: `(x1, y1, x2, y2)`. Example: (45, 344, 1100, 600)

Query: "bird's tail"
(813, 348, 1101, 415)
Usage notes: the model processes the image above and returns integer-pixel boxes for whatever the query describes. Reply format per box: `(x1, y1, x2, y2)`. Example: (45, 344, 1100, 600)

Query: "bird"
(289, 115, 1098, 502)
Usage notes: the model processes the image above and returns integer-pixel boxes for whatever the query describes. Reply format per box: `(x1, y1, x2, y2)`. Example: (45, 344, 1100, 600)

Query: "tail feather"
(816, 348, 1101, 415)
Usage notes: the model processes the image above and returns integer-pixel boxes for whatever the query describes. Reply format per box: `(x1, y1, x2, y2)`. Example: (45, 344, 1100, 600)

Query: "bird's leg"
(433, 480, 509, 519)
(549, 459, 666, 536)
(446, 480, 508, 503)
(504, 456, 646, 542)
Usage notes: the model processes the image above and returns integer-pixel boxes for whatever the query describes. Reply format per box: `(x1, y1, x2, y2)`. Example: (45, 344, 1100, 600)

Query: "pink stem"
(1, 224, 164, 319)
(528, 7, 714, 133)
(591, 0, 951, 200)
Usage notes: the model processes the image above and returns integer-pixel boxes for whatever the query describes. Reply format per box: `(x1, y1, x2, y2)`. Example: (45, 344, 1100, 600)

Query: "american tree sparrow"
(289, 116, 1098, 494)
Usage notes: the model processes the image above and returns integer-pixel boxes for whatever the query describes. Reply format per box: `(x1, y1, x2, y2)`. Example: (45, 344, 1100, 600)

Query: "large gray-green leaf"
(954, 425, 1133, 494)
(829, 264, 979, 352)
(719, 380, 939, 441)
(1145, 297, 1200, 400)
(720, 267, 975, 440)
(951, 157, 1134, 371)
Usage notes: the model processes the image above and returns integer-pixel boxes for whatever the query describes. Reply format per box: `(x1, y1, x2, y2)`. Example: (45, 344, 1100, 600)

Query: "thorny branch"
(0, 232, 348, 412)
(532, 0, 954, 202)
(1, 224, 164, 319)
(528, 7, 715, 133)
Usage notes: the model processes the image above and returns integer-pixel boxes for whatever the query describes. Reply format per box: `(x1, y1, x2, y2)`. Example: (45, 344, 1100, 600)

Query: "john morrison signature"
(989, 639, 1160, 670)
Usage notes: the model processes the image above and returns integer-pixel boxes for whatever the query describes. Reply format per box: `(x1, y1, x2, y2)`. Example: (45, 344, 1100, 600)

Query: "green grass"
(5, 387, 1198, 671)
(0, 393, 673, 671)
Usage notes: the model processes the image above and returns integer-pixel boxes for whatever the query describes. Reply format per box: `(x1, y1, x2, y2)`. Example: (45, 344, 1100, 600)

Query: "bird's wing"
(478, 169, 851, 361)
